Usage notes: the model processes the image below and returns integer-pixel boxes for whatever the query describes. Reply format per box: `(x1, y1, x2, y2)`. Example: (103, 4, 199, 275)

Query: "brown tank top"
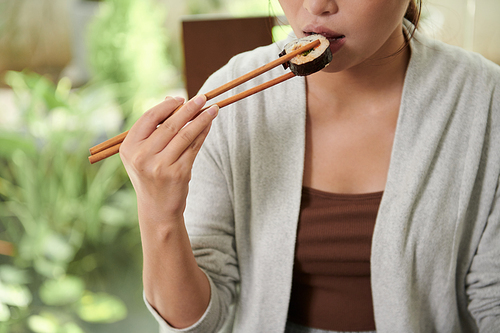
(287, 187, 383, 331)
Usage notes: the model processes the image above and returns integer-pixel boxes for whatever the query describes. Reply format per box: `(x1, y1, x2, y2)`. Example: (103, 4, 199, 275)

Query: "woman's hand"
(119, 94, 217, 328)
(120, 94, 219, 223)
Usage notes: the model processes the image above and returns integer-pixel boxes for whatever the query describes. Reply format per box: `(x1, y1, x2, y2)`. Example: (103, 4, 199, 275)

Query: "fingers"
(147, 94, 208, 154)
(126, 96, 186, 143)
(161, 104, 219, 165)
(174, 120, 213, 172)
(120, 94, 217, 177)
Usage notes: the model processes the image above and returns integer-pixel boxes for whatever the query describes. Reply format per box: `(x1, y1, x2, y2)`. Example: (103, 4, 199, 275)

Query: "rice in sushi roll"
(279, 34, 332, 76)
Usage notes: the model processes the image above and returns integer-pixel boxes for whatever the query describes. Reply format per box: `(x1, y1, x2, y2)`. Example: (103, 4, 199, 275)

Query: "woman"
(119, 0, 500, 332)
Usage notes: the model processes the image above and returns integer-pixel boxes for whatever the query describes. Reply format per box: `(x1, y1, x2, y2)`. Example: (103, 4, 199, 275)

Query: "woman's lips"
(327, 35, 346, 55)
(303, 26, 346, 54)
(304, 31, 346, 55)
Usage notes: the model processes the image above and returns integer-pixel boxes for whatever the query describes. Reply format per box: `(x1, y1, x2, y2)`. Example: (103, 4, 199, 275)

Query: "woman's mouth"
(305, 31, 345, 42)
(304, 31, 346, 54)
(304, 31, 345, 41)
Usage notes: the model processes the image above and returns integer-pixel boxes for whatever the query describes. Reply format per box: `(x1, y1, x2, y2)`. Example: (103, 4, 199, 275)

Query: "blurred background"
(0, 0, 498, 332)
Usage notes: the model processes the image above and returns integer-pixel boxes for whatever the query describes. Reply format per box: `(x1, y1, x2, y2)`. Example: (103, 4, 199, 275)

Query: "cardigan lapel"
(371, 30, 489, 332)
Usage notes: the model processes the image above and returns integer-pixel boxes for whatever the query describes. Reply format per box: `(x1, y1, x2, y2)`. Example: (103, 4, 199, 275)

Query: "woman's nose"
(303, 0, 338, 16)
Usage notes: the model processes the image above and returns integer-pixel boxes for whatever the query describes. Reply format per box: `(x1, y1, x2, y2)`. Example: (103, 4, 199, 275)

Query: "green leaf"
(62, 322, 85, 333)
(0, 132, 37, 158)
(0, 265, 30, 285)
(0, 280, 32, 307)
(33, 257, 65, 279)
(77, 291, 127, 323)
(42, 233, 75, 263)
(3, 71, 28, 92)
(98, 205, 127, 226)
(55, 77, 72, 101)
(0, 303, 10, 322)
(39, 275, 85, 306)
(27, 313, 59, 333)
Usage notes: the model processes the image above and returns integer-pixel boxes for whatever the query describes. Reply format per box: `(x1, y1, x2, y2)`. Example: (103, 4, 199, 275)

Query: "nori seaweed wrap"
(279, 34, 332, 76)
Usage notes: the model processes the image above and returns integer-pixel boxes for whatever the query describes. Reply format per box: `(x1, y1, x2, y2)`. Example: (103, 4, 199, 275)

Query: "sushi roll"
(279, 34, 332, 76)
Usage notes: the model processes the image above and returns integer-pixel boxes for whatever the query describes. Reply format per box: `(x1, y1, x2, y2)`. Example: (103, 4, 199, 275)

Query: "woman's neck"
(306, 36, 411, 116)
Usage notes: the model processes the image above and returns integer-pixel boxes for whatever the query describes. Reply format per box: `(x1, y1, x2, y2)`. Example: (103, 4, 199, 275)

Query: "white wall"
(421, 0, 500, 64)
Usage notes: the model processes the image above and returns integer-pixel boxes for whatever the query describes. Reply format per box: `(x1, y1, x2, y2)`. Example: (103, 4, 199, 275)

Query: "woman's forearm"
(140, 209, 211, 329)
(118, 95, 218, 329)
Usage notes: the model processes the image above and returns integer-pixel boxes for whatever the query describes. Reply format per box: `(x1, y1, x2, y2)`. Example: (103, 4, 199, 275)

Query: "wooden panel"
(182, 16, 274, 98)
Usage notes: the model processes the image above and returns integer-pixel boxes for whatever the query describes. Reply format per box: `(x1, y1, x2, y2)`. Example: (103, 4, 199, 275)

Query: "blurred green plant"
(225, 0, 282, 17)
(86, 0, 176, 121)
(187, 0, 223, 15)
(0, 1, 297, 332)
(0, 70, 139, 333)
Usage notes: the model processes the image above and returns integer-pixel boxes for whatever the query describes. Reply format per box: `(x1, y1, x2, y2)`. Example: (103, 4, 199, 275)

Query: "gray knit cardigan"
(145, 26, 500, 333)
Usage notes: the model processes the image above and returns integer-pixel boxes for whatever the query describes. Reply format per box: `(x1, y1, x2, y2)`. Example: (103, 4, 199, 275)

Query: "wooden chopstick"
(88, 72, 295, 164)
(89, 130, 129, 156)
(89, 39, 320, 164)
(202, 39, 319, 100)
(89, 39, 319, 155)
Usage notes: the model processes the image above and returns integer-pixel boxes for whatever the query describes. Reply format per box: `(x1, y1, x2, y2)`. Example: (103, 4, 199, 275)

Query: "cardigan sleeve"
(145, 57, 240, 333)
(465, 72, 500, 331)
(466, 174, 500, 332)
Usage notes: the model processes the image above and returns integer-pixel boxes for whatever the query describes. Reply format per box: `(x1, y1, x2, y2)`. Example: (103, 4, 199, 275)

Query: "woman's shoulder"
(405, 30, 500, 141)
(410, 30, 500, 87)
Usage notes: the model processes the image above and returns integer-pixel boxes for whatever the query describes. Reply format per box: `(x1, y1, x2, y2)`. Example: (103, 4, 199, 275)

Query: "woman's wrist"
(135, 188, 186, 221)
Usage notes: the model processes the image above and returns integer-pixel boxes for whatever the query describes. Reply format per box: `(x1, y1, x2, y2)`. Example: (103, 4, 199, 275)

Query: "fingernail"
(206, 105, 219, 117)
(173, 96, 185, 103)
(193, 94, 206, 107)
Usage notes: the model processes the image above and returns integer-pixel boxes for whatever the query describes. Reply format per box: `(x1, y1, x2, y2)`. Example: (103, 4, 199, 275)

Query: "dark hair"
(405, 0, 422, 30)
(392, 0, 421, 57)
